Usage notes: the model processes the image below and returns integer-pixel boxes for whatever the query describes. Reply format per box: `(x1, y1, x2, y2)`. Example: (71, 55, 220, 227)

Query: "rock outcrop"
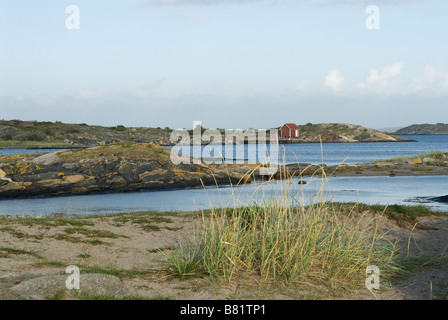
(429, 195, 448, 203)
(295, 123, 411, 143)
(10, 273, 130, 300)
(0, 142, 250, 199)
(394, 123, 448, 135)
(269, 152, 448, 179)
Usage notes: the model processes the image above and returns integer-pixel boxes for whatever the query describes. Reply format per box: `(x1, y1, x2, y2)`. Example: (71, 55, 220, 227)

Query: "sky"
(0, 0, 447, 130)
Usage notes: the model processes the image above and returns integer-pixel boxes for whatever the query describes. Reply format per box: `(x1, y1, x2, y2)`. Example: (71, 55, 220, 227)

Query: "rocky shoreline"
(0, 142, 446, 200)
(273, 157, 448, 179)
(0, 143, 251, 199)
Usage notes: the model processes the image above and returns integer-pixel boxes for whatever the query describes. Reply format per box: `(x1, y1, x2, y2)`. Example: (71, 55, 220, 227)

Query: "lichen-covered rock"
(0, 142, 248, 198)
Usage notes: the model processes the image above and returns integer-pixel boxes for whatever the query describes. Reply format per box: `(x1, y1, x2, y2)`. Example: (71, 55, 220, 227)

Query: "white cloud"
(358, 62, 404, 94)
(410, 65, 440, 91)
(133, 78, 167, 98)
(408, 65, 448, 95)
(324, 69, 345, 93)
(296, 80, 311, 92)
(3, 90, 448, 130)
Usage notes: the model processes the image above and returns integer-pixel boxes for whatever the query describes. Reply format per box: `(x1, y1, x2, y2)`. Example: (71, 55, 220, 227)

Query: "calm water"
(171, 135, 448, 165)
(2, 135, 448, 165)
(0, 135, 447, 215)
(0, 175, 447, 215)
(0, 148, 67, 156)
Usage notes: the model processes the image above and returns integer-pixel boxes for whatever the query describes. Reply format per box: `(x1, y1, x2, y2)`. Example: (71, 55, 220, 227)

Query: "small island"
(271, 151, 448, 179)
(286, 123, 411, 143)
(394, 123, 448, 135)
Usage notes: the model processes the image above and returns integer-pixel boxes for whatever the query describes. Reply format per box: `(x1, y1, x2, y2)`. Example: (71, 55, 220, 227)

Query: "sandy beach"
(1, 206, 447, 300)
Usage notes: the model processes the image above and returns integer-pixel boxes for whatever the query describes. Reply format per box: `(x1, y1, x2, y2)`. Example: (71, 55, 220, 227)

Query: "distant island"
(0, 120, 173, 148)
(290, 123, 410, 143)
(0, 120, 412, 149)
(394, 123, 448, 135)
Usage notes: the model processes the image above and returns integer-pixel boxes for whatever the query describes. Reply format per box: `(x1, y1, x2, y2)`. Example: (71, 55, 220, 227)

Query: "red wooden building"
(280, 123, 299, 138)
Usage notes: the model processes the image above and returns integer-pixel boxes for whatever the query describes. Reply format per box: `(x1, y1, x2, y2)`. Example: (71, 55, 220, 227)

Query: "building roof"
(282, 123, 299, 131)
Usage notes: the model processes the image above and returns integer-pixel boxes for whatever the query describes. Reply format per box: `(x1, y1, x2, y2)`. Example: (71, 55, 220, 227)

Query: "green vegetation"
(0, 210, 182, 230)
(327, 202, 438, 222)
(0, 246, 41, 258)
(45, 290, 67, 300)
(147, 246, 176, 254)
(422, 151, 446, 159)
(36, 259, 67, 267)
(1, 185, 445, 298)
(110, 125, 126, 132)
(374, 151, 447, 163)
(78, 266, 156, 280)
(51, 233, 107, 245)
(0, 215, 95, 228)
(164, 173, 404, 290)
(411, 168, 433, 172)
(112, 210, 178, 232)
(0, 226, 44, 240)
(372, 166, 389, 172)
(334, 167, 358, 174)
(77, 252, 92, 259)
(10, 219, 128, 245)
(63, 227, 127, 239)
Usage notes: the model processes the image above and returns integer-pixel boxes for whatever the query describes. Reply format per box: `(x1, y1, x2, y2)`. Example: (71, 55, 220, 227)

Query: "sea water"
(0, 135, 447, 215)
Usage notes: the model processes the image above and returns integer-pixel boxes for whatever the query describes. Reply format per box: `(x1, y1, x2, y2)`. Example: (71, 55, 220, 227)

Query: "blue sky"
(1, 0, 447, 130)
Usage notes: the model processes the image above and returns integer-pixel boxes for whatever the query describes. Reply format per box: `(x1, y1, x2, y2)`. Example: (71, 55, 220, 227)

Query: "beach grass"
(164, 164, 403, 291)
(327, 202, 438, 222)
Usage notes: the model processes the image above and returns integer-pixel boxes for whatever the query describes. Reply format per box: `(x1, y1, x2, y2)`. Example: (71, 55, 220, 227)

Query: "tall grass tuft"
(165, 154, 401, 290)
